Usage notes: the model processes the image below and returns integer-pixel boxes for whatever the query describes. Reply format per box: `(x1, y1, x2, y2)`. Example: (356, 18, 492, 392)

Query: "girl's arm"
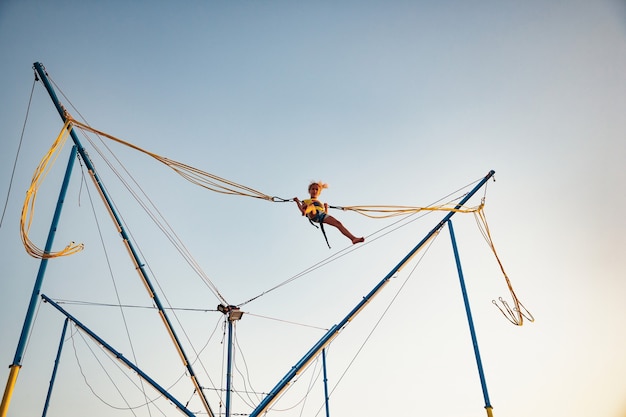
(294, 198, 306, 215)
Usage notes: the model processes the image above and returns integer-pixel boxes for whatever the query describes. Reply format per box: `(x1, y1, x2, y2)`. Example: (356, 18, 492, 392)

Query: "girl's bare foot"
(352, 237, 365, 244)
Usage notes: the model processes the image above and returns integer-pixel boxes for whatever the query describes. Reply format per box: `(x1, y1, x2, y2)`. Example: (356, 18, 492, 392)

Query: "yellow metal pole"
(486, 405, 494, 417)
(0, 365, 21, 417)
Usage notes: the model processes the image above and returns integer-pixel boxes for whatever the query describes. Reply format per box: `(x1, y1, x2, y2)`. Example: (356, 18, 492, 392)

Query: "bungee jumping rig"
(1, 62, 532, 417)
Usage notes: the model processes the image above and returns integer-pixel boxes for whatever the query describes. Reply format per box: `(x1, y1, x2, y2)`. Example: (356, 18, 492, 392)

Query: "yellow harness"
(303, 199, 325, 219)
(302, 199, 330, 248)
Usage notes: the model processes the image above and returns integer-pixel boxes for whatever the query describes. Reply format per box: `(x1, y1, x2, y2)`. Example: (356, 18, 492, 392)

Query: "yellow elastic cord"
(65, 117, 487, 222)
(338, 204, 483, 219)
(67, 118, 274, 201)
(20, 120, 84, 259)
(474, 207, 534, 326)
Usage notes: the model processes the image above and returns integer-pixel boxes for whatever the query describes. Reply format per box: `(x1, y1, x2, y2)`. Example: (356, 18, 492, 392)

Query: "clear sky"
(1, 1, 625, 417)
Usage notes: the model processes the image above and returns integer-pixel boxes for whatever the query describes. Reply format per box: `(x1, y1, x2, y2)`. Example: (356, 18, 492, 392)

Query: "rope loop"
(271, 196, 293, 203)
(21, 120, 84, 258)
(476, 207, 534, 326)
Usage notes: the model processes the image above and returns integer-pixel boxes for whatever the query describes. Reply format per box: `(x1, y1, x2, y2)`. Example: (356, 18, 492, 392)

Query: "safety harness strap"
(308, 219, 331, 249)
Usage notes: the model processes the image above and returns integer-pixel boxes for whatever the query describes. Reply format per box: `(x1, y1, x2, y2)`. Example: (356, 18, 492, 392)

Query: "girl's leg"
(323, 215, 364, 244)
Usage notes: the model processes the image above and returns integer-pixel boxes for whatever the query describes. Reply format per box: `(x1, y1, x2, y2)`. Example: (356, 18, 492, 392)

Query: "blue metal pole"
(448, 220, 493, 416)
(31, 62, 215, 417)
(41, 294, 195, 417)
(41, 318, 69, 417)
(14, 145, 76, 366)
(1, 146, 77, 417)
(322, 349, 330, 417)
(225, 318, 234, 417)
(250, 171, 495, 417)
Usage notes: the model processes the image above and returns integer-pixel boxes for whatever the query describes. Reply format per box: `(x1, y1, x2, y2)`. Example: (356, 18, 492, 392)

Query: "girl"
(294, 181, 365, 245)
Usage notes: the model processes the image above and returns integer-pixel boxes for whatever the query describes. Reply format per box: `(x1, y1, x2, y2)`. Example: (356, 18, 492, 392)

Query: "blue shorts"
(308, 212, 327, 223)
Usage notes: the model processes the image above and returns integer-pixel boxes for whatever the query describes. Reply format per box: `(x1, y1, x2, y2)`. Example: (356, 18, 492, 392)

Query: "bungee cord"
(77, 123, 229, 306)
(62, 116, 490, 218)
(330, 202, 483, 218)
(474, 207, 535, 326)
(20, 120, 85, 258)
(68, 118, 276, 201)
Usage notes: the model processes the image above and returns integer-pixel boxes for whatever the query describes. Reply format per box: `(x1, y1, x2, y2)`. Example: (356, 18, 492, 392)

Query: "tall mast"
(449, 220, 494, 416)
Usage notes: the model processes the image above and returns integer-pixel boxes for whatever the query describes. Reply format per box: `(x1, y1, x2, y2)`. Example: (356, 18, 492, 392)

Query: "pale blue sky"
(1, 1, 625, 417)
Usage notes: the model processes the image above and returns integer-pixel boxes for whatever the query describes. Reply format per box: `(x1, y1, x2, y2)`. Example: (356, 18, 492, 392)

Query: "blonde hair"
(308, 181, 328, 192)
